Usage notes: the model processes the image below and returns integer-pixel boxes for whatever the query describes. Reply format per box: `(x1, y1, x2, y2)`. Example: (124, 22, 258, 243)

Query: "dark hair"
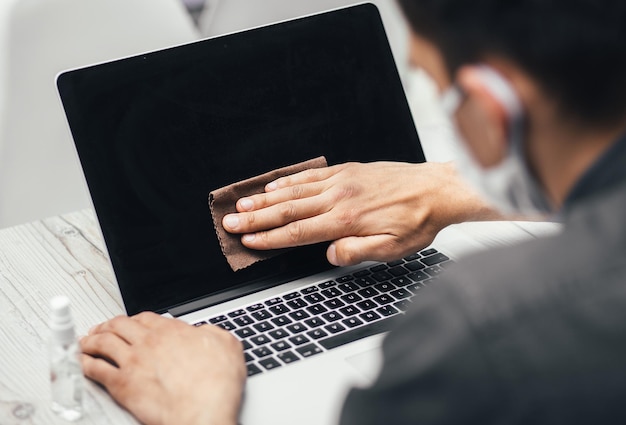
(397, 0, 626, 128)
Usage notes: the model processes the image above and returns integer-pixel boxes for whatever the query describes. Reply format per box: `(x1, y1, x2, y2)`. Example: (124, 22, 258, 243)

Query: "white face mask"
(441, 65, 553, 216)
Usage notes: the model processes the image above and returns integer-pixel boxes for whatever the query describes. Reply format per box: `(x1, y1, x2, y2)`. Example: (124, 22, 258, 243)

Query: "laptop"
(57, 3, 466, 424)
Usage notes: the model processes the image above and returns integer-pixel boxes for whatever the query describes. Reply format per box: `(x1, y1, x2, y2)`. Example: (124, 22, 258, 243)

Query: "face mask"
(440, 65, 553, 216)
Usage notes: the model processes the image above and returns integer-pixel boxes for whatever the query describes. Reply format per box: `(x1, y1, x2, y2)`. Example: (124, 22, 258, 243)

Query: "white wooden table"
(0, 209, 138, 425)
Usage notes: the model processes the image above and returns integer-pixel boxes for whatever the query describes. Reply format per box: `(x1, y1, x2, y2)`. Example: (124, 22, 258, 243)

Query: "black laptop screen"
(57, 4, 425, 315)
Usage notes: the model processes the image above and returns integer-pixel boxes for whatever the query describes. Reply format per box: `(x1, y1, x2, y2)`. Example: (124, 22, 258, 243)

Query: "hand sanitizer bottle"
(49, 296, 84, 421)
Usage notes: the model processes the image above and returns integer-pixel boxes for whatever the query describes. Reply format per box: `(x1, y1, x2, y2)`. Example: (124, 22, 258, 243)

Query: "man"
(81, 0, 626, 423)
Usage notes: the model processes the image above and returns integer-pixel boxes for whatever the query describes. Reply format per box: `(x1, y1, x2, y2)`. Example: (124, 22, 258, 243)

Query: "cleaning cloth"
(209, 156, 327, 271)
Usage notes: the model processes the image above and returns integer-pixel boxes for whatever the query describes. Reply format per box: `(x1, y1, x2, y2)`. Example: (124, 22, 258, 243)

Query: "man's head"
(397, 0, 626, 209)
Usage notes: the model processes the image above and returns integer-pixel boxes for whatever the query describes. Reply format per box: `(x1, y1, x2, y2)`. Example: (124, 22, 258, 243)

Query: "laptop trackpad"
(345, 347, 383, 384)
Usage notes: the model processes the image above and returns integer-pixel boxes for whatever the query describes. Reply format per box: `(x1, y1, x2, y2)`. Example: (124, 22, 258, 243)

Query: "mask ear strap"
(473, 65, 524, 121)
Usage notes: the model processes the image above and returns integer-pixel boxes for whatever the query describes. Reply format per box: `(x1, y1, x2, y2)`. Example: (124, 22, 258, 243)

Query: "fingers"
(224, 194, 331, 236)
(235, 181, 324, 212)
(89, 315, 150, 345)
(81, 331, 133, 368)
(329, 235, 405, 266)
(265, 165, 344, 192)
(81, 353, 121, 389)
(239, 210, 345, 250)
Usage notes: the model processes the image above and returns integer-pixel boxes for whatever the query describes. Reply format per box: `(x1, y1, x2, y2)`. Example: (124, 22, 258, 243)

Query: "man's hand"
(80, 312, 246, 425)
(223, 161, 500, 266)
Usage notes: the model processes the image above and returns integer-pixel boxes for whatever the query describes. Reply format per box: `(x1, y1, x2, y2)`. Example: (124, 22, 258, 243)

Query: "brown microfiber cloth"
(209, 156, 328, 271)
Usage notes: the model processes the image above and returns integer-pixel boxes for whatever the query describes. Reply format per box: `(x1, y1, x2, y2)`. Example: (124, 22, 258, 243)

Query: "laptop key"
(338, 282, 360, 293)
(420, 248, 437, 256)
(357, 287, 379, 298)
(216, 321, 236, 331)
(339, 305, 359, 317)
(286, 323, 307, 334)
(388, 266, 409, 277)
(393, 300, 412, 311)
(374, 282, 396, 293)
(253, 321, 274, 333)
(250, 335, 271, 346)
(283, 291, 301, 300)
(318, 280, 337, 289)
(296, 343, 323, 358)
(251, 310, 272, 321)
(356, 299, 377, 311)
(289, 310, 310, 321)
(321, 311, 343, 322)
(307, 328, 329, 339)
(319, 315, 401, 350)
(289, 335, 310, 346)
(246, 303, 264, 312)
(265, 297, 283, 306)
(324, 298, 345, 309)
(407, 270, 429, 282)
(271, 340, 292, 352)
(235, 327, 256, 339)
(425, 266, 443, 277)
(209, 315, 227, 324)
(403, 252, 421, 261)
(325, 323, 346, 334)
(377, 305, 399, 317)
(372, 271, 393, 282)
(278, 351, 300, 364)
(340, 293, 363, 304)
(391, 277, 412, 287)
(244, 352, 254, 363)
(390, 288, 412, 300)
(193, 321, 207, 327)
(252, 346, 272, 358)
(259, 357, 281, 371)
(353, 269, 371, 278)
(370, 264, 388, 272)
(422, 252, 450, 266)
(301, 286, 319, 294)
(233, 315, 254, 327)
(407, 283, 423, 294)
(242, 340, 253, 350)
(405, 260, 426, 271)
(359, 311, 381, 322)
(286, 298, 308, 309)
(269, 304, 291, 315)
(304, 293, 325, 304)
(306, 304, 328, 315)
(354, 276, 377, 288)
(321, 287, 342, 298)
(304, 317, 325, 328)
(247, 363, 263, 377)
(373, 294, 394, 305)
(269, 329, 289, 340)
(271, 315, 293, 326)
(336, 275, 355, 283)
(342, 317, 364, 328)
(387, 259, 405, 267)
(228, 309, 246, 318)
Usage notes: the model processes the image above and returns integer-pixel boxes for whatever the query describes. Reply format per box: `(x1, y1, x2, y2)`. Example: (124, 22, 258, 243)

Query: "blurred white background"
(0, 0, 450, 229)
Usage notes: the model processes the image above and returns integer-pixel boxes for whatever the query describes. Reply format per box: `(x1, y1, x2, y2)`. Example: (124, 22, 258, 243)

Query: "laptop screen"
(57, 3, 425, 315)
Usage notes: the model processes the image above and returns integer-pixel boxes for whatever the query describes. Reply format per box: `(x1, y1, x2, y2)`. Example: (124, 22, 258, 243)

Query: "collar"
(561, 131, 626, 214)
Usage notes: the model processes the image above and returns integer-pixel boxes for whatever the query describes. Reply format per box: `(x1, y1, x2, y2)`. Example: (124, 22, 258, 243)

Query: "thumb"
(327, 235, 398, 267)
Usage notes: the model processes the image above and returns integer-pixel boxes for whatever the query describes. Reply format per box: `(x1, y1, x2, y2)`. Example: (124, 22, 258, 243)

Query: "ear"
(455, 66, 512, 168)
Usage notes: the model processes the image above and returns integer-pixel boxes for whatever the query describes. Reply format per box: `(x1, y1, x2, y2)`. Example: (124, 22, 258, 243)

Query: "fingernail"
(239, 198, 254, 210)
(327, 244, 339, 266)
(243, 233, 256, 243)
(224, 215, 239, 229)
(266, 182, 278, 191)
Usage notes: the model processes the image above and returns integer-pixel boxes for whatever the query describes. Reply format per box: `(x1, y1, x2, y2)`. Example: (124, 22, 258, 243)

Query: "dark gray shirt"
(340, 133, 626, 424)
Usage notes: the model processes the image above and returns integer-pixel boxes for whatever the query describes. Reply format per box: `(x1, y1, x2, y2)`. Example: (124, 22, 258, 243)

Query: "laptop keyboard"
(192, 248, 451, 377)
